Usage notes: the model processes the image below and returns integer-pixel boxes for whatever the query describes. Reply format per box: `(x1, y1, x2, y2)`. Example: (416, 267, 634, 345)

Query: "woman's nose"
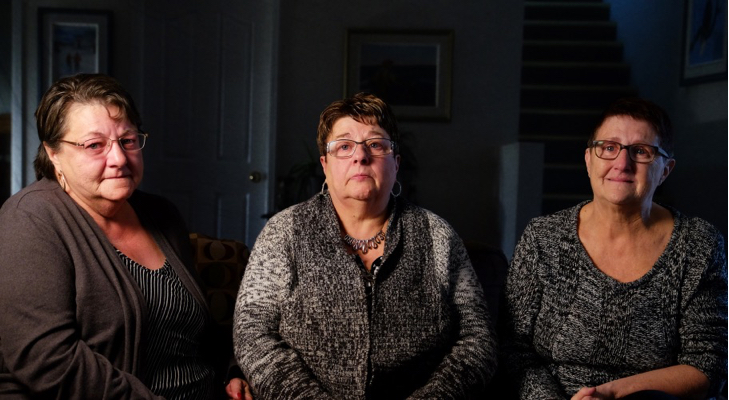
(613, 147, 633, 169)
(106, 140, 128, 165)
(352, 142, 370, 163)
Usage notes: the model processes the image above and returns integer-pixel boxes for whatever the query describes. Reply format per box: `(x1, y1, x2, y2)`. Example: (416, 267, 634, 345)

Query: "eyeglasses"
(59, 133, 148, 157)
(589, 140, 671, 164)
(326, 138, 396, 159)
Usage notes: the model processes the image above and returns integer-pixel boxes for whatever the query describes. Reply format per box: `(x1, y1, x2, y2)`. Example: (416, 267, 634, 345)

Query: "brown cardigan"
(0, 178, 222, 399)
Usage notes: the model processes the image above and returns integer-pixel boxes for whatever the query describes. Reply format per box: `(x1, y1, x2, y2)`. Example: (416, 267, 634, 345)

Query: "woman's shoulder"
(668, 206, 725, 254)
(268, 194, 326, 224)
(259, 194, 329, 236)
(395, 200, 466, 246)
(523, 202, 583, 237)
(0, 179, 67, 218)
(398, 200, 448, 227)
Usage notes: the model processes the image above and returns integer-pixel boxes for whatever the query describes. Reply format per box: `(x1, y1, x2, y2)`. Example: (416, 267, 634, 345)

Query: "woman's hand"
(571, 386, 615, 400)
(571, 365, 709, 400)
(225, 378, 253, 400)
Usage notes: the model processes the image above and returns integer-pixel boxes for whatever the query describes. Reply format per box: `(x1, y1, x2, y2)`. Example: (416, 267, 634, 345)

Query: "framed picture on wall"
(39, 8, 112, 92)
(345, 29, 454, 121)
(681, 0, 727, 85)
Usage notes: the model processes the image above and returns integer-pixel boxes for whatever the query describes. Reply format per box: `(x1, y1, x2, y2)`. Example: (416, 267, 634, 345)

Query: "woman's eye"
(85, 140, 104, 150)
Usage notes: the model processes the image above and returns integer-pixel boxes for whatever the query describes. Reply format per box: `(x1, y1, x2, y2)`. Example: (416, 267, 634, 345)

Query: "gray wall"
(275, 0, 524, 247)
(607, 0, 728, 238)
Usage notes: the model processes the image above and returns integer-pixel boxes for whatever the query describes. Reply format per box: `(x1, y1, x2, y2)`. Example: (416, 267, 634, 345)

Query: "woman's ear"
(44, 142, 62, 173)
(584, 147, 592, 176)
(659, 158, 676, 185)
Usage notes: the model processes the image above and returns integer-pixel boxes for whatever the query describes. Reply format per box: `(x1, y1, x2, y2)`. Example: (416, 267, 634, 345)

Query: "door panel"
(140, 0, 275, 246)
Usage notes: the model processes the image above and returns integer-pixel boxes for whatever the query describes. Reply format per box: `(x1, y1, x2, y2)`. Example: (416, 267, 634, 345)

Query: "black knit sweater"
(501, 201, 727, 399)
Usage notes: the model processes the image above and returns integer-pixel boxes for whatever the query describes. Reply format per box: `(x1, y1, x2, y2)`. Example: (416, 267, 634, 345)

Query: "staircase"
(520, 0, 638, 215)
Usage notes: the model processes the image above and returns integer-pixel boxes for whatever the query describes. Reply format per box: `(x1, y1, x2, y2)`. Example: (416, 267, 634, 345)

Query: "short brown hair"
(591, 97, 674, 157)
(316, 92, 399, 157)
(33, 73, 143, 180)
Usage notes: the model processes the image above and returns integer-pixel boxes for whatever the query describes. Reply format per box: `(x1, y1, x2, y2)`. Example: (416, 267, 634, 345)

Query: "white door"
(138, 0, 277, 246)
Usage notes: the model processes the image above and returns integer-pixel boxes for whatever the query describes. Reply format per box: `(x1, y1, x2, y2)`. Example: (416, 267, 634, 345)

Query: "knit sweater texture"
(233, 193, 497, 400)
(501, 201, 727, 399)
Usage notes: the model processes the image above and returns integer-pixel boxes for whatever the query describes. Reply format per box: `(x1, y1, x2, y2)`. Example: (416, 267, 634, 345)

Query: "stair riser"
(524, 23, 617, 41)
(524, 5, 610, 21)
(523, 43, 623, 62)
(520, 112, 601, 137)
(521, 88, 638, 109)
(522, 65, 631, 85)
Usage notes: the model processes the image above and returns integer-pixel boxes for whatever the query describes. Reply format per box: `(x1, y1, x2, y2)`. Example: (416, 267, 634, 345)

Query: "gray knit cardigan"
(500, 201, 728, 399)
(233, 193, 497, 399)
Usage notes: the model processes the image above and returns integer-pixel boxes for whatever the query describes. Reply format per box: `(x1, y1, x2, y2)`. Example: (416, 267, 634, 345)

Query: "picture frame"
(681, 0, 727, 85)
(39, 8, 112, 92)
(345, 29, 454, 121)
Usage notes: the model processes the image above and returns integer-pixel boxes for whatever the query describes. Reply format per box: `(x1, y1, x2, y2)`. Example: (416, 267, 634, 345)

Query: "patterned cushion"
(189, 233, 249, 327)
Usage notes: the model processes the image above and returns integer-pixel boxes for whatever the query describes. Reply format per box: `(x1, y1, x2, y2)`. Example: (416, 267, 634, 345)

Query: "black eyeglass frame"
(589, 140, 671, 164)
(326, 138, 397, 159)
(59, 132, 148, 155)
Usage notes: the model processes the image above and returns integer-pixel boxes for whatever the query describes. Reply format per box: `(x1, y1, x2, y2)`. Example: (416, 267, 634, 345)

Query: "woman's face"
(47, 102, 143, 215)
(319, 116, 400, 207)
(585, 115, 674, 209)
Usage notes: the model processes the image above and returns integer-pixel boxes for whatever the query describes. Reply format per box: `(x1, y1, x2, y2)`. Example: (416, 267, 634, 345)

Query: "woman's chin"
(349, 189, 384, 202)
(99, 184, 137, 202)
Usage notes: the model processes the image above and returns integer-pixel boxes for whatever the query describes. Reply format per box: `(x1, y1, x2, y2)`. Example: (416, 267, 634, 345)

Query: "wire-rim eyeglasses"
(326, 138, 396, 159)
(59, 133, 148, 157)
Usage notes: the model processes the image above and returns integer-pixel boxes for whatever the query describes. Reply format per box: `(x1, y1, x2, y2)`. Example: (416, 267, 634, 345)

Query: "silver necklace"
(343, 230, 385, 254)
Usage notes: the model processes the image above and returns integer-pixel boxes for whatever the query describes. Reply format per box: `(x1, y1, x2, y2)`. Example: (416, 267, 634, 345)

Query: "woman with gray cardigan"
(233, 93, 497, 399)
(0, 74, 251, 400)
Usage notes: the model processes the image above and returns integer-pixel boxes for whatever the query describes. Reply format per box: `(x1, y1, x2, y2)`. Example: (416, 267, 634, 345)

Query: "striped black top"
(119, 251, 216, 400)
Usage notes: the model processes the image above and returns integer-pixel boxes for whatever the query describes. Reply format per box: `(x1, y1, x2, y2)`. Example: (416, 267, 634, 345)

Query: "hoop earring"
(321, 181, 328, 195)
(391, 180, 402, 198)
(58, 171, 67, 191)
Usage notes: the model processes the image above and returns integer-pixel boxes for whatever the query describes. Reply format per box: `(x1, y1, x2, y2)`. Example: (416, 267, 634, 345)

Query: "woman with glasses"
(501, 97, 726, 399)
(0, 74, 251, 400)
(233, 93, 497, 399)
